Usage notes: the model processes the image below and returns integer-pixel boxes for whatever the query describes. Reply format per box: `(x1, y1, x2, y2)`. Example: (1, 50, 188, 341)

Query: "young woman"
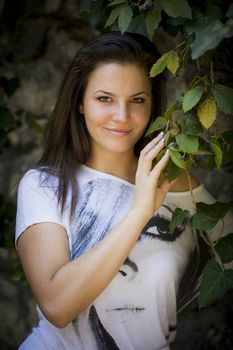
(15, 32, 226, 350)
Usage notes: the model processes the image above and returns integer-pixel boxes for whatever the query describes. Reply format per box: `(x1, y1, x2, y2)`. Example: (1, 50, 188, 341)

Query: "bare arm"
(17, 134, 172, 328)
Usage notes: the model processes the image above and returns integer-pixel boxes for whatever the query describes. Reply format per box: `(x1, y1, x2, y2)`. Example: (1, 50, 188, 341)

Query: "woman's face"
(80, 63, 152, 158)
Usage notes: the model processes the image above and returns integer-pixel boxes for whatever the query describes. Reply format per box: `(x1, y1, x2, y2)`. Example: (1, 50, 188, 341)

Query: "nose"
(112, 102, 129, 122)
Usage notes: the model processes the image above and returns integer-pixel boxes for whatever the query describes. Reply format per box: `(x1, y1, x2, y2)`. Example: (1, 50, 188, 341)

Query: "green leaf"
(0, 107, 14, 128)
(176, 134, 199, 153)
(169, 150, 187, 169)
(146, 3, 161, 40)
(182, 86, 204, 113)
(150, 51, 171, 78)
(167, 50, 180, 76)
(212, 84, 233, 115)
(118, 4, 133, 33)
(187, 18, 229, 59)
(182, 113, 203, 135)
(108, 0, 126, 6)
(145, 116, 167, 136)
(162, 0, 192, 19)
(198, 261, 233, 308)
(211, 140, 222, 168)
(196, 201, 233, 220)
(190, 213, 219, 230)
(215, 233, 233, 263)
(127, 13, 148, 37)
(169, 208, 190, 234)
(105, 6, 121, 27)
(163, 159, 180, 181)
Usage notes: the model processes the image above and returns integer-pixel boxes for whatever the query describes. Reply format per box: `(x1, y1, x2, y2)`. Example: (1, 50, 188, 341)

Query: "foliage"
(77, 0, 233, 309)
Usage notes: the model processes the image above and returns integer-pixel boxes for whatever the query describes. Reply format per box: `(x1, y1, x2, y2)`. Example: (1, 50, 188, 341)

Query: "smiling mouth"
(105, 128, 132, 136)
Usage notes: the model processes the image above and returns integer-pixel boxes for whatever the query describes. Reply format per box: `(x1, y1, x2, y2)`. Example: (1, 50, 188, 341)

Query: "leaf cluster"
(169, 201, 233, 308)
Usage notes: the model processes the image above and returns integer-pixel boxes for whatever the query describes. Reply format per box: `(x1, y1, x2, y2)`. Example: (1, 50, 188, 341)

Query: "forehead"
(85, 62, 151, 92)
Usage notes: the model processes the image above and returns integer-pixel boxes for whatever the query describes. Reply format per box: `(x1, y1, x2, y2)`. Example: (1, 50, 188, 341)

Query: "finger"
(137, 132, 164, 169)
(150, 149, 170, 181)
(139, 138, 165, 177)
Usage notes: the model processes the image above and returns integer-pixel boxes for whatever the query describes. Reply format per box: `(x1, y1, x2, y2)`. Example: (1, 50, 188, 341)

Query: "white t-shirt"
(15, 166, 228, 350)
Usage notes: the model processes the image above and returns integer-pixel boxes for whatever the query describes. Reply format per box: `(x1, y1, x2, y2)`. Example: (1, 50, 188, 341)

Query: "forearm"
(40, 208, 148, 327)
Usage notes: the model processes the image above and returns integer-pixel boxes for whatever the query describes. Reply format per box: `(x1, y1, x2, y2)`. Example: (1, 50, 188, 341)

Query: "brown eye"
(131, 97, 145, 104)
(98, 96, 112, 103)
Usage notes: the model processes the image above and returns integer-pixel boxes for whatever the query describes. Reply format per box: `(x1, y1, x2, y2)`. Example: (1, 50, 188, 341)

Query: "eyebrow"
(93, 90, 150, 97)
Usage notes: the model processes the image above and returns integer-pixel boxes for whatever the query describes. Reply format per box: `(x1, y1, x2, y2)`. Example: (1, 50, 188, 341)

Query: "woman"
(15, 32, 222, 350)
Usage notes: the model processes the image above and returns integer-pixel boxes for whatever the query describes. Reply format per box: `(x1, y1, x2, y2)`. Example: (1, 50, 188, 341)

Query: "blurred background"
(0, 0, 233, 349)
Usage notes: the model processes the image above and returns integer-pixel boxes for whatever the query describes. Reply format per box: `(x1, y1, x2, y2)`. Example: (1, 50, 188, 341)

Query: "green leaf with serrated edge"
(198, 261, 233, 308)
(150, 51, 171, 78)
(145, 117, 167, 136)
(127, 13, 148, 37)
(164, 105, 174, 120)
(0, 107, 14, 128)
(183, 114, 203, 135)
(105, 6, 121, 27)
(176, 134, 199, 153)
(162, 0, 192, 19)
(169, 208, 190, 234)
(118, 4, 133, 33)
(190, 213, 218, 230)
(212, 84, 233, 115)
(196, 201, 233, 220)
(211, 141, 222, 168)
(215, 233, 233, 263)
(167, 50, 180, 76)
(108, 0, 126, 6)
(146, 3, 161, 40)
(182, 86, 205, 113)
(169, 150, 187, 169)
(163, 159, 180, 181)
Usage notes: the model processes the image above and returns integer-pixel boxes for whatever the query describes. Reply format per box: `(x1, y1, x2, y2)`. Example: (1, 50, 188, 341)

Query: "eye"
(97, 96, 112, 103)
(130, 97, 145, 104)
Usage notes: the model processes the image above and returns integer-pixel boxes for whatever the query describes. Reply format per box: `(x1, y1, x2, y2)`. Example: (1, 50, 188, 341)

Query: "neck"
(85, 151, 138, 184)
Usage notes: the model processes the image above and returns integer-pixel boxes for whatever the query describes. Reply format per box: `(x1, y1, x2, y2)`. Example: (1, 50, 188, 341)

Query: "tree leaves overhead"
(161, 0, 192, 19)
(105, 3, 133, 33)
(187, 17, 233, 59)
(198, 261, 233, 308)
(145, 2, 161, 40)
(150, 52, 171, 77)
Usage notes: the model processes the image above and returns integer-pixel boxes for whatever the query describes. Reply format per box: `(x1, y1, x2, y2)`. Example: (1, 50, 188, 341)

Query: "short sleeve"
(15, 169, 68, 246)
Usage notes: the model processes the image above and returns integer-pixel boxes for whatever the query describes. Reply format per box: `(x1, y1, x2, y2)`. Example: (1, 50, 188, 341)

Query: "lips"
(105, 127, 132, 136)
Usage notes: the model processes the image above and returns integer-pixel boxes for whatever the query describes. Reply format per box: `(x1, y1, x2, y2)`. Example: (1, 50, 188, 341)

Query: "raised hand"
(133, 132, 171, 220)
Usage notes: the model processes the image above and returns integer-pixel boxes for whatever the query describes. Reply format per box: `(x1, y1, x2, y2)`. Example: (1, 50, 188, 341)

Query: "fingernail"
(165, 149, 169, 155)
(159, 131, 164, 137)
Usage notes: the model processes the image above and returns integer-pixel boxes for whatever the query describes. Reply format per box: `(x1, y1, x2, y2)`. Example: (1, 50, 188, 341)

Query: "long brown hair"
(38, 32, 163, 216)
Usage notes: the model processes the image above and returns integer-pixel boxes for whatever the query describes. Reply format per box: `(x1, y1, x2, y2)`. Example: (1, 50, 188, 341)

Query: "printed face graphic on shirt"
(71, 178, 196, 349)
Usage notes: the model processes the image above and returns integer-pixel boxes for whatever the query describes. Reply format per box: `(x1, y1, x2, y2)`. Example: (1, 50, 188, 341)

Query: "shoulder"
(169, 171, 200, 192)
